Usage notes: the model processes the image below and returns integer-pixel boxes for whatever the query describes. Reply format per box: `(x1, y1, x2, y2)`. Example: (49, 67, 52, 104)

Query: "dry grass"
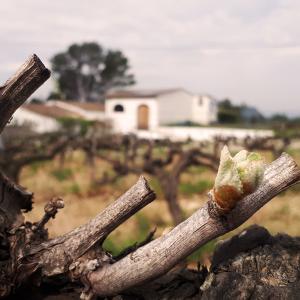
(22, 148, 300, 261)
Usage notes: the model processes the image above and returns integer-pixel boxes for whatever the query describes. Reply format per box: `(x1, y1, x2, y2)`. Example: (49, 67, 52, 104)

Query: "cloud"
(0, 0, 300, 115)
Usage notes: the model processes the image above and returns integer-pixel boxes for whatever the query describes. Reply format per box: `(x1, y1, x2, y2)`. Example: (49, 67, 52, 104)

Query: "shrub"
(57, 117, 94, 135)
(135, 213, 151, 238)
(51, 168, 73, 181)
(103, 214, 151, 256)
(68, 182, 81, 195)
(30, 161, 46, 174)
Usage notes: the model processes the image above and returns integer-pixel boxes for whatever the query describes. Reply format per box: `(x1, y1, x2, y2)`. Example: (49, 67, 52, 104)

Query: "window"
(114, 104, 124, 112)
(198, 97, 203, 106)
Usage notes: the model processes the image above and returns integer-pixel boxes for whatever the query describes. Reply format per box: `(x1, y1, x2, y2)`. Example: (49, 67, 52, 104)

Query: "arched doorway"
(137, 105, 149, 130)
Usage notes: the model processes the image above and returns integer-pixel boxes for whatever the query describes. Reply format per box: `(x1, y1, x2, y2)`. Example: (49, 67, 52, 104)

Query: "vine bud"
(213, 146, 265, 212)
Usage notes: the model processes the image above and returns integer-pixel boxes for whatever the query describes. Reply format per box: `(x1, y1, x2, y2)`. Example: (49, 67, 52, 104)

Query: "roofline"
(105, 88, 195, 99)
(20, 107, 58, 120)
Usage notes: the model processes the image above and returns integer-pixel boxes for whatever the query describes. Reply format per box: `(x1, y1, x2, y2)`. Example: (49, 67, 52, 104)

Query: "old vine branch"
(87, 153, 300, 296)
(0, 54, 50, 133)
(26, 176, 156, 276)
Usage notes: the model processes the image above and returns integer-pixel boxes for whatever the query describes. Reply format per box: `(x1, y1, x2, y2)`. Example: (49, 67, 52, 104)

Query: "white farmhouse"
(105, 88, 217, 133)
(10, 101, 105, 133)
(7, 90, 273, 141)
(47, 100, 106, 121)
(11, 104, 83, 133)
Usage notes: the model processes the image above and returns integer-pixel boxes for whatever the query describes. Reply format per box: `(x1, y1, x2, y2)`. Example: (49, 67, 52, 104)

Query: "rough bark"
(109, 225, 300, 300)
(0, 172, 33, 296)
(0, 175, 155, 297)
(25, 176, 155, 277)
(0, 172, 33, 230)
(201, 225, 300, 300)
(8, 226, 300, 300)
(0, 54, 50, 133)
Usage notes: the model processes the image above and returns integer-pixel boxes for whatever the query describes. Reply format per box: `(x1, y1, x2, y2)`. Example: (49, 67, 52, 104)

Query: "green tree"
(218, 99, 264, 124)
(218, 99, 241, 123)
(270, 114, 289, 123)
(50, 42, 135, 102)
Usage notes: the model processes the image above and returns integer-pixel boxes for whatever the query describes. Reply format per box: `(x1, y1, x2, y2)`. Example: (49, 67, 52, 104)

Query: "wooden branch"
(87, 153, 300, 296)
(0, 171, 33, 230)
(0, 54, 50, 133)
(34, 197, 64, 231)
(27, 176, 156, 276)
(193, 155, 218, 172)
(0, 135, 69, 182)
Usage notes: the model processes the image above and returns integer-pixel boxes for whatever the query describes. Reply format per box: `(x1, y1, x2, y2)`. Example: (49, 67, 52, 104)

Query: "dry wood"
(87, 153, 300, 296)
(0, 54, 50, 133)
(0, 133, 70, 182)
(0, 171, 33, 230)
(26, 176, 155, 276)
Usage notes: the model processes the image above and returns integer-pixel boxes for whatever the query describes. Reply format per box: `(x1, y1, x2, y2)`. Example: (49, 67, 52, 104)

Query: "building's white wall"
(157, 90, 194, 124)
(11, 108, 60, 133)
(81, 110, 106, 120)
(47, 101, 106, 120)
(105, 98, 158, 133)
(192, 95, 218, 125)
(134, 126, 274, 142)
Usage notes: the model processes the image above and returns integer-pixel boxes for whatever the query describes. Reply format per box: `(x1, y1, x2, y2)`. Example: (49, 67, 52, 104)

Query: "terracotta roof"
(106, 88, 189, 99)
(23, 104, 83, 119)
(64, 101, 105, 112)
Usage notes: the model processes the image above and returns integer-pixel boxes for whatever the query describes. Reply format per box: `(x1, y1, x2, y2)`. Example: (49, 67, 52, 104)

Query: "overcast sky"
(1, 0, 300, 116)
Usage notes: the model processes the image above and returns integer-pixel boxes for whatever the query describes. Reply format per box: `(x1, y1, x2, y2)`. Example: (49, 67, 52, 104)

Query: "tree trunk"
(58, 150, 66, 168)
(160, 175, 183, 225)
